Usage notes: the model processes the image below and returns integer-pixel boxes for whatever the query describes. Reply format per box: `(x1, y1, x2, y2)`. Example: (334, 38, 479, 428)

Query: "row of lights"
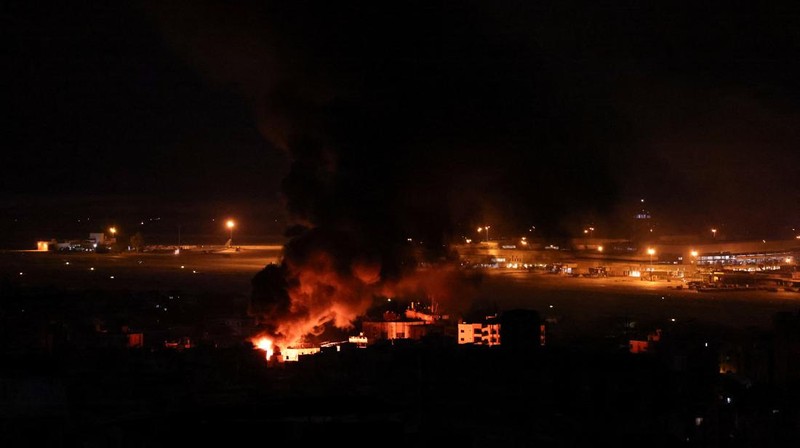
(471, 225, 799, 244)
(104, 219, 237, 245)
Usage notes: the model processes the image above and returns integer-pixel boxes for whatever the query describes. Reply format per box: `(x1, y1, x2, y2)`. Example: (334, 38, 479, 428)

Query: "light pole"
(226, 219, 235, 247)
(711, 228, 717, 240)
(690, 250, 698, 280)
(647, 247, 655, 281)
(108, 227, 117, 249)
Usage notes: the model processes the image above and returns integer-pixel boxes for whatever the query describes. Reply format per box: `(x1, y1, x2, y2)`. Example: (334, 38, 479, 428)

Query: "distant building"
(348, 333, 368, 348)
(458, 310, 541, 348)
(360, 302, 450, 344)
(458, 322, 484, 345)
(89, 232, 107, 246)
(283, 345, 321, 362)
(362, 320, 431, 343)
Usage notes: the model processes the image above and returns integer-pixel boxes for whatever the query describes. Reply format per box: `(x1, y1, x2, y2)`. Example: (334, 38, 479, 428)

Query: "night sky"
(3, 1, 800, 247)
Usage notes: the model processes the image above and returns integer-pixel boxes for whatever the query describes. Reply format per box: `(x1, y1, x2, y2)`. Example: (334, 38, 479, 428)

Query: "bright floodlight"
(226, 219, 235, 246)
(109, 227, 117, 235)
(647, 248, 655, 255)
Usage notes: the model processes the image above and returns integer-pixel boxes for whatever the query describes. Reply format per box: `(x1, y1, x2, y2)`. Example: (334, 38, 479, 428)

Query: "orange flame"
(251, 336, 274, 361)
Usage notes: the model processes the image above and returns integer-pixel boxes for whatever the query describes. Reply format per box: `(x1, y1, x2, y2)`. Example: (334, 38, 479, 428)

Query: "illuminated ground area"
(2, 248, 283, 295)
(3, 249, 800, 340)
(480, 270, 800, 339)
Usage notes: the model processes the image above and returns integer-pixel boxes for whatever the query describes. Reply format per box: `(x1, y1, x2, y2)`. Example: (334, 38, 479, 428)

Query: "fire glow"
(246, 224, 482, 366)
(252, 336, 274, 361)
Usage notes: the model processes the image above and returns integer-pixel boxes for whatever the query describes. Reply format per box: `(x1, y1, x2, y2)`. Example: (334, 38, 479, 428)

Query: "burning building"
(247, 230, 481, 361)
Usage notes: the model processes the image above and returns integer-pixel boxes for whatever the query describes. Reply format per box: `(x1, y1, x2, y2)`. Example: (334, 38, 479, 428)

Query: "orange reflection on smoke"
(252, 336, 274, 361)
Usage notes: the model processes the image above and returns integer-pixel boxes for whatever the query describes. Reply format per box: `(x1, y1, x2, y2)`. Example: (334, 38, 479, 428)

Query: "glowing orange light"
(252, 336, 274, 361)
(225, 219, 236, 246)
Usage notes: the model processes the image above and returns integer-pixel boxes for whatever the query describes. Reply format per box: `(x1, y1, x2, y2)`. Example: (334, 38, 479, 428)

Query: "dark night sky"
(3, 1, 800, 247)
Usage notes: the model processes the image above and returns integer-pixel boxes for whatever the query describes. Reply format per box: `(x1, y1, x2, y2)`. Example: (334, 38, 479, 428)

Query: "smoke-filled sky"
(3, 1, 800, 242)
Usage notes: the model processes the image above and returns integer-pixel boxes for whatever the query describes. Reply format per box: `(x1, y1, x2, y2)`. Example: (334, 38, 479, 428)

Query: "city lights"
(477, 225, 491, 242)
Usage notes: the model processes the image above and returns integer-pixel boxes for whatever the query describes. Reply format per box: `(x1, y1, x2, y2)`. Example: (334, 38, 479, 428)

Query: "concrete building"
(458, 310, 541, 348)
(361, 320, 431, 343)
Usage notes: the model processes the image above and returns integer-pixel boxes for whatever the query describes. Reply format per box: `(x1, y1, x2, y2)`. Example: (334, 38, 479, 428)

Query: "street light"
(647, 247, 656, 280)
(226, 219, 235, 246)
(711, 228, 717, 239)
(108, 226, 117, 246)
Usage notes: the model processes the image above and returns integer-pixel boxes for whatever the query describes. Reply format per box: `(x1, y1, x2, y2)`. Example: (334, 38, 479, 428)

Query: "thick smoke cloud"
(146, 1, 800, 345)
(148, 1, 626, 240)
(249, 224, 483, 346)
(148, 1, 501, 347)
